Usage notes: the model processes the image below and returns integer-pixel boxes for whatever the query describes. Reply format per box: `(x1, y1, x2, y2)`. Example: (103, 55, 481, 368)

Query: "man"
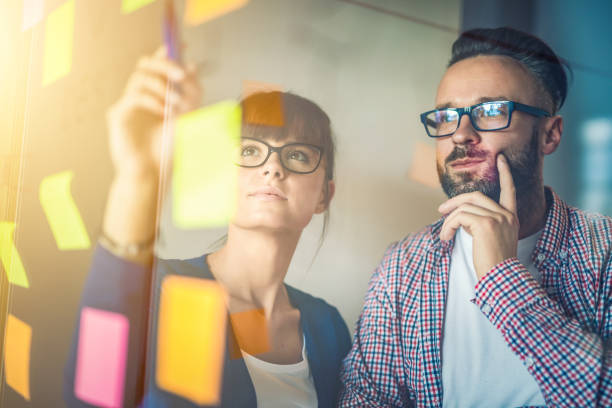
(339, 27, 612, 407)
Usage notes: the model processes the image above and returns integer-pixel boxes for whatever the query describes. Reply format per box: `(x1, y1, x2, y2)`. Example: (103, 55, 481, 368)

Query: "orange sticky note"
(407, 141, 440, 188)
(242, 91, 284, 127)
(3, 314, 32, 401)
(156, 276, 227, 405)
(229, 309, 270, 359)
(42, 0, 75, 86)
(184, 0, 249, 26)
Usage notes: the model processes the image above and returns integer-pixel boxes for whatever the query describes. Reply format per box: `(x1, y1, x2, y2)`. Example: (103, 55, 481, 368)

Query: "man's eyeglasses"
(420, 100, 551, 138)
(235, 137, 323, 174)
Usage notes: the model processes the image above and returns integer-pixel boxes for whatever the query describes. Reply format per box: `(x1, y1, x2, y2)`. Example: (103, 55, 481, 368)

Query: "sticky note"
(407, 141, 440, 188)
(156, 276, 227, 405)
(121, 0, 156, 14)
(4, 314, 32, 401)
(172, 101, 241, 229)
(184, 0, 249, 26)
(39, 171, 91, 250)
(229, 309, 270, 359)
(42, 0, 74, 86)
(0, 222, 29, 288)
(22, 0, 44, 31)
(242, 90, 284, 127)
(74, 308, 129, 408)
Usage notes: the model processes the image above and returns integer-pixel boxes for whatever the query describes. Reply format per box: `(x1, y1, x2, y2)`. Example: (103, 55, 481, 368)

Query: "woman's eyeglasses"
(235, 137, 323, 174)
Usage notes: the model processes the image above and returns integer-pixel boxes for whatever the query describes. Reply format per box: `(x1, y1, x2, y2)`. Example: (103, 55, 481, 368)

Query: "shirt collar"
(534, 187, 569, 259)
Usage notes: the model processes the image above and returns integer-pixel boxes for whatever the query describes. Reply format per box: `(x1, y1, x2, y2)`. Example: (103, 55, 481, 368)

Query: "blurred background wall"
(0, 0, 610, 406)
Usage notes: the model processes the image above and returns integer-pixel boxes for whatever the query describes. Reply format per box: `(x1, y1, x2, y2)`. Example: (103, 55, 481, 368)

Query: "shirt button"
(559, 250, 568, 259)
(536, 253, 546, 262)
(482, 303, 492, 315)
(525, 356, 535, 368)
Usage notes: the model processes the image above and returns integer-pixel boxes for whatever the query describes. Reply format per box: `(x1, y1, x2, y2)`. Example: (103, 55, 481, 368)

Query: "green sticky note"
(173, 101, 241, 229)
(121, 0, 157, 14)
(42, 0, 74, 86)
(0, 222, 29, 288)
(39, 171, 91, 250)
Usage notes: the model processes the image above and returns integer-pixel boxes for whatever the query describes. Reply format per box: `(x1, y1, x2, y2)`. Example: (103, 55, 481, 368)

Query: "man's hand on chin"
(438, 154, 520, 280)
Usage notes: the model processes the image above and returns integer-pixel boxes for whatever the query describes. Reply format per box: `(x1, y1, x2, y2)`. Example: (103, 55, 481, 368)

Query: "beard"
(437, 126, 542, 206)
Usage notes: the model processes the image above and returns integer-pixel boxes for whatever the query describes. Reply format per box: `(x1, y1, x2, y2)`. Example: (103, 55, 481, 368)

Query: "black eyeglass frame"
(235, 137, 324, 175)
(419, 100, 551, 138)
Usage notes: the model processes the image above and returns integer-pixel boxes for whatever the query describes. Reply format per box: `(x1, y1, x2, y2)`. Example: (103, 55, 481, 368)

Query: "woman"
(64, 46, 351, 408)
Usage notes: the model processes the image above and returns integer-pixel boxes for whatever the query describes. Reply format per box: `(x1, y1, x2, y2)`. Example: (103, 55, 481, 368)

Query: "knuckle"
(484, 217, 496, 228)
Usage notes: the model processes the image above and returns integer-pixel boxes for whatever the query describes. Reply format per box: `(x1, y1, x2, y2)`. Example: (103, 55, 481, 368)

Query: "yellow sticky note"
(172, 101, 241, 229)
(42, 0, 74, 86)
(121, 0, 156, 14)
(0, 222, 29, 288)
(184, 0, 249, 26)
(4, 314, 32, 401)
(39, 171, 91, 250)
(156, 276, 227, 405)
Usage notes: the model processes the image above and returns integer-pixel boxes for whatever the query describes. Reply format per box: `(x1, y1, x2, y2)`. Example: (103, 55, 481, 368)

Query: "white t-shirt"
(441, 227, 546, 408)
(241, 336, 318, 407)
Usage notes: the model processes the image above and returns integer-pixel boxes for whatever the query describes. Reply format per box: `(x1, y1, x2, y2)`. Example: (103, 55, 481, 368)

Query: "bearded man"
(340, 27, 612, 408)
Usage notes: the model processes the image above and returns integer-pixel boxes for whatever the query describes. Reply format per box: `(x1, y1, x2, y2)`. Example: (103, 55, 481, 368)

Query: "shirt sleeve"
(338, 243, 410, 408)
(63, 244, 152, 407)
(473, 254, 612, 407)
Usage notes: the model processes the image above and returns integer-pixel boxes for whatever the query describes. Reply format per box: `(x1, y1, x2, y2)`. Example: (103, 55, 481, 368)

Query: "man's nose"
(451, 114, 481, 145)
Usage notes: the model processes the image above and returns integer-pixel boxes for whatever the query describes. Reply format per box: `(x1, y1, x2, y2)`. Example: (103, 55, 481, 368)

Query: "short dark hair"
(449, 27, 570, 114)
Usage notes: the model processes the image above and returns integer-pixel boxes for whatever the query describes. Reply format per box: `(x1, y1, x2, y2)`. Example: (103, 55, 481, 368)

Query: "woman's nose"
(261, 150, 286, 178)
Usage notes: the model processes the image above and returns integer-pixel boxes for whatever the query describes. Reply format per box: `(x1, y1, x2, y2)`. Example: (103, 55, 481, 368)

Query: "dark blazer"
(64, 245, 351, 407)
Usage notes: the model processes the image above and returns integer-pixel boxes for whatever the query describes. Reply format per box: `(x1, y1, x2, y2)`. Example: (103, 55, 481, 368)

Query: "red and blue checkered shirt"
(339, 189, 612, 407)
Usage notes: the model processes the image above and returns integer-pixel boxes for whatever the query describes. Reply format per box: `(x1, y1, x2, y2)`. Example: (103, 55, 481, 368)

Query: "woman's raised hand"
(106, 46, 202, 178)
(101, 47, 202, 259)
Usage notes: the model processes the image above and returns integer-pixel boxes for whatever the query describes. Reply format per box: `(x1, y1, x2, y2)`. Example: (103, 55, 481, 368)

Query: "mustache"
(445, 146, 489, 165)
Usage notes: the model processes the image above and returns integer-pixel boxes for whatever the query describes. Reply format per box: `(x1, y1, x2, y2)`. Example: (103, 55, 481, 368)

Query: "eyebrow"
(435, 96, 511, 110)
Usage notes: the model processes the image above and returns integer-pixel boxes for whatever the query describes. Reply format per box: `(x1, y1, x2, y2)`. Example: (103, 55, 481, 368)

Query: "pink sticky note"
(74, 308, 129, 408)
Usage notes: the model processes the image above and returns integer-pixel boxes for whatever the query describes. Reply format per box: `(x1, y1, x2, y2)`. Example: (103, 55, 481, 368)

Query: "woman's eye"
(241, 146, 259, 156)
(287, 150, 309, 163)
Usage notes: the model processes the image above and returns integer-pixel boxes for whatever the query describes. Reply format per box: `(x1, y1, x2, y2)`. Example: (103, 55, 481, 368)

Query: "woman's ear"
(315, 180, 335, 214)
(541, 115, 563, 155)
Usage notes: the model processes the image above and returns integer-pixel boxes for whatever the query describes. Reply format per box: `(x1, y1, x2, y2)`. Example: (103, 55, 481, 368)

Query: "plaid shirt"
(339, 188, 612, 407)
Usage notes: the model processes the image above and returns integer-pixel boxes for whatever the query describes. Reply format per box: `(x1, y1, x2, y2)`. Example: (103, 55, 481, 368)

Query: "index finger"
(497, 154, 517, 214)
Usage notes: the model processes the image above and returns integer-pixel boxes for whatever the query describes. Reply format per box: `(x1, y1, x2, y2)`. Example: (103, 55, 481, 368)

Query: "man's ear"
(541, 115, 563, 155)
(315, 180, 335, 214)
